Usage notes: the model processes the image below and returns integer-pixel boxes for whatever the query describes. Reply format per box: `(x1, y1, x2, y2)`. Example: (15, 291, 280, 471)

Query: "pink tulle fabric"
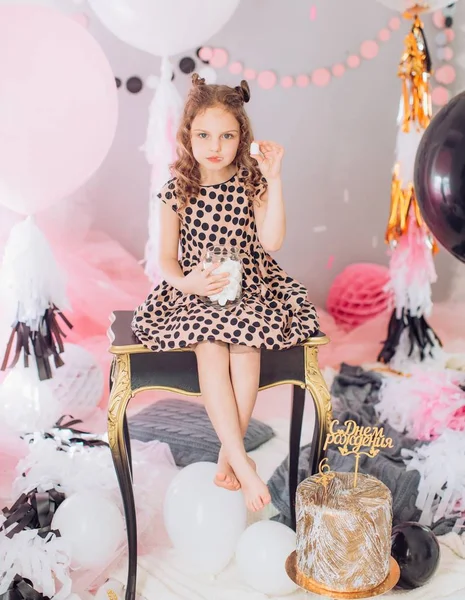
(326, 263, 392, 331)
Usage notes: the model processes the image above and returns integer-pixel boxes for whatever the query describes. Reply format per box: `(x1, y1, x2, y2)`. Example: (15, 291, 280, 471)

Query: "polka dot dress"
(132, 167, 319, 351)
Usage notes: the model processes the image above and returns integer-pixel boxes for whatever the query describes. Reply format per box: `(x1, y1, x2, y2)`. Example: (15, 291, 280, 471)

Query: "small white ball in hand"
(250, 141, 260, 155)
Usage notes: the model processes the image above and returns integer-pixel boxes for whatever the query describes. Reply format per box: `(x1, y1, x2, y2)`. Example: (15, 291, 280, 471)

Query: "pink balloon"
(0, 5, 117, 216)
(360, 40, 379, 60)
(435, 65, 456, 85)
(257, 70, 277, 90)
(312, 68, 331, 87)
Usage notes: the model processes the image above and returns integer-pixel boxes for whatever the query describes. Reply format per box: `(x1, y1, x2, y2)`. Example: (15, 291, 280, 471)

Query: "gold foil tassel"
(384, 14, 437, 251)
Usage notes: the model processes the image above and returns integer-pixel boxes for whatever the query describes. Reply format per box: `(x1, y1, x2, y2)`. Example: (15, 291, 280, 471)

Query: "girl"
(132, 74, 319, 512)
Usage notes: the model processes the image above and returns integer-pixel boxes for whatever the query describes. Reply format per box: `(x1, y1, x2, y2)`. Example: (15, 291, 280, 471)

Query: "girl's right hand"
(181, 263, 229, 297)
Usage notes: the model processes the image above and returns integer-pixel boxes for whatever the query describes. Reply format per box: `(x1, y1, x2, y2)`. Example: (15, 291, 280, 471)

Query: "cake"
(295, 472, 393, 593)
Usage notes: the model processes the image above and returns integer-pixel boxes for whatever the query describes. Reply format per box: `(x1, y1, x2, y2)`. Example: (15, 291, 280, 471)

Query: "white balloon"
(164, 462, 247, 574)
(52, 491, 125, 569)
(376, 0, 456, 13)
(87, 0, 240, 57)
(235, 521, 298, 596)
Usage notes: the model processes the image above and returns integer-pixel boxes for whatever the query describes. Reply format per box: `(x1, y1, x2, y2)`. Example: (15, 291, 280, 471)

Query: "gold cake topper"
(324, 419, 394, 488)
(313, 458, 336, 489)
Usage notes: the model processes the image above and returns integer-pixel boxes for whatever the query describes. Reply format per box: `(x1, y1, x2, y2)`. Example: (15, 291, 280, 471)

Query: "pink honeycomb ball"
(326, 263, 392, 331)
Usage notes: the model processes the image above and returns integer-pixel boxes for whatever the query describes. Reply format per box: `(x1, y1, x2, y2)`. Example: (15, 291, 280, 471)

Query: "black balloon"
(414, 91, 465, 263)
(391, 522, 440, 589)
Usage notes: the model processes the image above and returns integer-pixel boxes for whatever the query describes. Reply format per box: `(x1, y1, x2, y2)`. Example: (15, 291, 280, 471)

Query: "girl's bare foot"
(229, 454, 271, 512)
(215, 446, 240, 491)
(215, 446, 257, 492)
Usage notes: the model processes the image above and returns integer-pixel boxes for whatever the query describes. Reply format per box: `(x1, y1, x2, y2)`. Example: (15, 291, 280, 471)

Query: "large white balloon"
(164, 462, 247, 574)
(52, 491, 125, 569)
(235, 521, 298, 596)
(87, 0, 240, 57)
(376, 0, 456, 13)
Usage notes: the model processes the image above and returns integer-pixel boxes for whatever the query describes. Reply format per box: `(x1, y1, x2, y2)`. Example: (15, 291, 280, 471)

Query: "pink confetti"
(326, 255, 335, 270)
(310, 5, 317, 21)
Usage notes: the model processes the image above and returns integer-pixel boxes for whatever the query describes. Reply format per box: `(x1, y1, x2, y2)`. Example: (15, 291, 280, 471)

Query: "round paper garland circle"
(198, 17, 400, 90)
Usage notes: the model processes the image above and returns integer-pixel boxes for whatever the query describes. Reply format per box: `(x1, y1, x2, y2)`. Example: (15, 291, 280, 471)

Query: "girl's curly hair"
(171, 73, 262, 211)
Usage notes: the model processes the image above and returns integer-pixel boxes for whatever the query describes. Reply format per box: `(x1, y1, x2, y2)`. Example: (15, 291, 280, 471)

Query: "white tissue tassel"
(0, 529, 72, 600)
(0, 217, 68, 330)
(403, 429, 465, 526)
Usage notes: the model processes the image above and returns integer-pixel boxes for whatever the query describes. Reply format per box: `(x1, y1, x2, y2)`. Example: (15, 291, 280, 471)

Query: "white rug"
(108, 414, 465, 600)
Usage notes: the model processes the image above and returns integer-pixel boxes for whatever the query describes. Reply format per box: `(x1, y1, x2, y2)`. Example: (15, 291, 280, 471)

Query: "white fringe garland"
(403, 429, 465, 526)
(0, 529, 72, 600)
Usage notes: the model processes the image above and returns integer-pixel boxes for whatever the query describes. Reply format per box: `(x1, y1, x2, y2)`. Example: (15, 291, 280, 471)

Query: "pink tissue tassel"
(142, 57, 183, 284)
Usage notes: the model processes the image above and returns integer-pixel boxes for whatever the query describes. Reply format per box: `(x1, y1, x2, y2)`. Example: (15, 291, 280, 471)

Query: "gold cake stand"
(285, 552, 400, 599)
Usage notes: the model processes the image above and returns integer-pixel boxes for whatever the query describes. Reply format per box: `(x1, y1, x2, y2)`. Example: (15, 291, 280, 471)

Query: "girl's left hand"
(251, 141, 284, 181)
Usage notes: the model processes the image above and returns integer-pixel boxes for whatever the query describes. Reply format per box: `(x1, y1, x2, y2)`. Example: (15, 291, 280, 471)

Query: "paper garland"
(198, 16, 403, 89)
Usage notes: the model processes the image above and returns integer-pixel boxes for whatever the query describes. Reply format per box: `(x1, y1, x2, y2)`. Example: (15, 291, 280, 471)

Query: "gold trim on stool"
(304, 344, 333, 457)
(108, 353, 133, 460)
(285, 552, 400, 599)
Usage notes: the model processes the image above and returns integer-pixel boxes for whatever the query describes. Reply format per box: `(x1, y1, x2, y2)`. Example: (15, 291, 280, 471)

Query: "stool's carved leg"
(289, 385, 305, 531)
(304, 345, 333, 476)
(108, 353, 137, 600)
